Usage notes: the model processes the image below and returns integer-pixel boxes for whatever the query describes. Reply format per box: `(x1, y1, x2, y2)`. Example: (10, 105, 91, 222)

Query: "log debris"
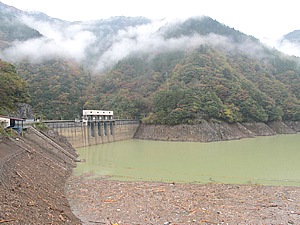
(66, 175, 300, 224)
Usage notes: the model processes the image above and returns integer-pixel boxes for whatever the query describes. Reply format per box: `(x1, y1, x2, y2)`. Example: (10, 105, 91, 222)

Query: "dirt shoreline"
(66, 175, 300, 224)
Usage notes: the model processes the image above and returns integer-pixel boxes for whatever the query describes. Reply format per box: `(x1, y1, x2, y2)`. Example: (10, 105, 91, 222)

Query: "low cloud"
(0, 15, 96, 63)
(0, 15, 273, 72)
(94, 20, 232, 71)
(276, 40, 300, 57)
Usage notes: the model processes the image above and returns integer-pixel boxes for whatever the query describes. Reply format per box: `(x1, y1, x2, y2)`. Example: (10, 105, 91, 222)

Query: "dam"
(44, 110, 140, 147)
(45, 119, 140, 148)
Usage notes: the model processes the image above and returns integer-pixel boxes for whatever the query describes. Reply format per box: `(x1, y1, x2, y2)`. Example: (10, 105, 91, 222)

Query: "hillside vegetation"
(0, 60, 30, 115)
(17, 59, 92, 119)
(85, 45, 300, 124)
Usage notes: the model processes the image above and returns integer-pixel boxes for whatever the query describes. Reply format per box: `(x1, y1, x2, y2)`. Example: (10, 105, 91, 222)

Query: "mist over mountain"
(0, 1, 299, 122)
(276, 30, 300, 57)
(0, 2, 42, 48)
(283, 30, 300, 43)
(0, 1, 151, 70)
(0, 1, 267, 72)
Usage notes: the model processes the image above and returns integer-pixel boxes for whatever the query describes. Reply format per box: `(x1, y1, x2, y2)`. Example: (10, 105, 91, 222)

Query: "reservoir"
(74, 134, 300, 186)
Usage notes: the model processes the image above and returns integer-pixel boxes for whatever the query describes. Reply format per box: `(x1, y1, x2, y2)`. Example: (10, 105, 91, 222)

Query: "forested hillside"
(17, 59, 92, 119)
(85, 44, 300, 124)
(0, 60, 30, 114)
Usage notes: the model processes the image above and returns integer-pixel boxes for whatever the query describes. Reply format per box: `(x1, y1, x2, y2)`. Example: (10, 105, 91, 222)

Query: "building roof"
(82, 110, 113, 115)
(0, 115, 25, 121)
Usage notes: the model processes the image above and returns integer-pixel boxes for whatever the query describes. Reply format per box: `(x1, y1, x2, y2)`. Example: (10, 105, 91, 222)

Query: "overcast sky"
(1, 0, 299, 44)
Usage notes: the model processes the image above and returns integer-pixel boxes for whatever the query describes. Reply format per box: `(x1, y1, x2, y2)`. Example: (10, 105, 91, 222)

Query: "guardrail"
(41, 119, 140, 128)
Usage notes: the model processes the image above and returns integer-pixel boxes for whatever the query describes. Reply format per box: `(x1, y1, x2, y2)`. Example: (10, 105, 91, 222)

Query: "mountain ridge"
(283, 30, 300, 43)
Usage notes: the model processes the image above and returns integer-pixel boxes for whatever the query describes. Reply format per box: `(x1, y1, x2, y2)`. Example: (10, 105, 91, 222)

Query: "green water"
(74, 134, 300, 186)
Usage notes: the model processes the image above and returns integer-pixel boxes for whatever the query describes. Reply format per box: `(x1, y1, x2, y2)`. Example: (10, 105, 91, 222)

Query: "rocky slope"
(134, 121, 300, 142)
(0, 127, 81, 224)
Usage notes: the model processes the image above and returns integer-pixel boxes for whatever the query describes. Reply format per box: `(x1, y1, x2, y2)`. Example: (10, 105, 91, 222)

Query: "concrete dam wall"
(47, 120, 140, 148)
